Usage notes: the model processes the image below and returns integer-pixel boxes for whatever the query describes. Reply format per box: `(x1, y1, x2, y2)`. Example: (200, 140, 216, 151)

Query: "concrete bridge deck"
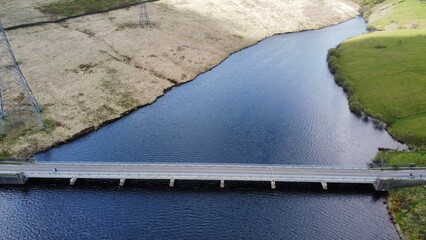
(1, 163, 425, 191)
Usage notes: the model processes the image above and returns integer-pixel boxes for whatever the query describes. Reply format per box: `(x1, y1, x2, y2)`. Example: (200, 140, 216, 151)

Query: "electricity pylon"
(0, 21, 44, 135)
(140, 1, 150, 25)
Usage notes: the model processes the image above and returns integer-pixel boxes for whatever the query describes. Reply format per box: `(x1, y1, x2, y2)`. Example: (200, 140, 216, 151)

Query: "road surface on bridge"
(1, 163, 425, 190)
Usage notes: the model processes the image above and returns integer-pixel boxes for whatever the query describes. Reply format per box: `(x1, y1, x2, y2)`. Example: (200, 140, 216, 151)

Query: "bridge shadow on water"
(4, 178, 387, 199)
(0, 178, 394, 240)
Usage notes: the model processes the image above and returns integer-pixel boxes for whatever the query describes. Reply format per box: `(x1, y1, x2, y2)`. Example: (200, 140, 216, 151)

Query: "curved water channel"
(1, 17, 404, 239)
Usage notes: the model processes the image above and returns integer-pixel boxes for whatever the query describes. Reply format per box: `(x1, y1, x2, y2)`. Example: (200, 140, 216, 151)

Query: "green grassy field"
(373, 150, 426, 167)
(330, 1, 426, 238)
(37, 0, 145, 18)
(388, 186, 426, 240)
(368, 0, 426, 30)
(328, 29, 426, 147)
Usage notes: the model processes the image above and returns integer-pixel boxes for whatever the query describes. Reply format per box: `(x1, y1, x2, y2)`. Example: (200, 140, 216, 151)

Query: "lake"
(1, 17, 403, 239)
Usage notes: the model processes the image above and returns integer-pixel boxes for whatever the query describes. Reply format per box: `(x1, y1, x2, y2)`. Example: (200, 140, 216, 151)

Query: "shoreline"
(328, 1, 426, 238)
(0, 0, 360, 157)
(33, 16, 365, 157)
(387, 199, 406, 240)
(1, 2, 411, 238)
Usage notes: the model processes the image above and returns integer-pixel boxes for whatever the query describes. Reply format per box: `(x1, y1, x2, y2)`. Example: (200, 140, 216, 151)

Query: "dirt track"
(0, 0, 359, 156)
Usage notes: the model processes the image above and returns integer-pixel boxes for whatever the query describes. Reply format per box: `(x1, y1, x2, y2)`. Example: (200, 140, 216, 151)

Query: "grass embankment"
(329, 1, 426, 239)
(388, 186, 426, 239)
(328, 29, 426, 147)
(37, 0, 147, 18)
(368, 0, 426, 30)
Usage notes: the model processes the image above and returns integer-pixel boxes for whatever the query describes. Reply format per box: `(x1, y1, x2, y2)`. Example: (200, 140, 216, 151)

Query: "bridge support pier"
(119, 178, 126, 187)
(220, 179, 225, 188)
(321, 181, 328, 190)
(70, 177, 77, 186)
(373, 178, 386, 191)
(0, 172, 27, 185)
(169, 178, 175, 187)
(271, 180, 276, 189)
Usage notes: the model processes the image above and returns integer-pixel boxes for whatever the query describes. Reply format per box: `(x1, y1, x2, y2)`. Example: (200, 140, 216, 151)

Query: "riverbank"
(0, 0, 359, 158)
(388, 186, 426, 239)
(327, 28, 426, 146)
(328, 0, 426, 239)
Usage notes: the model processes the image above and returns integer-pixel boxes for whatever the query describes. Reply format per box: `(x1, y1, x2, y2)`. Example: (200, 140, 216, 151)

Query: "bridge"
(0, 163, 425, 191)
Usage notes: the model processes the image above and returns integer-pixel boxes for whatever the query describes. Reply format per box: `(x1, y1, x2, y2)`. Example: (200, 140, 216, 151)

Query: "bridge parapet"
(1, 163, 425, 191)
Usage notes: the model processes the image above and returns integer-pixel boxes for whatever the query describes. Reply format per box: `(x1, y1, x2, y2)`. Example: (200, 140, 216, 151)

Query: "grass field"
(368, 0, 426, 30)
(388, 186, 426, 240)
(37, 0, 145, 17)
(328, 29, 426, 147)
(330, 1, 426, 238)
(373, 150, 426, 167)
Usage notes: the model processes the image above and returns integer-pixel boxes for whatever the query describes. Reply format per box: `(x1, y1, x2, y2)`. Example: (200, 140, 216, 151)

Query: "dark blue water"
(37, 18, 402, 165)
(1, 17, 404, 239)
(0, 182, 398, 240)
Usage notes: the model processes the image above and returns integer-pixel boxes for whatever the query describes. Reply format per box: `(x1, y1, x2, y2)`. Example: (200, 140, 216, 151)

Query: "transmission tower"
(140, 1, 150, 25)
(0, 21, 44, 135)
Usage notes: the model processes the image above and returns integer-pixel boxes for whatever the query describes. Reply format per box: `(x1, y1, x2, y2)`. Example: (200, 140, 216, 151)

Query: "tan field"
(0, 0, 359, 157)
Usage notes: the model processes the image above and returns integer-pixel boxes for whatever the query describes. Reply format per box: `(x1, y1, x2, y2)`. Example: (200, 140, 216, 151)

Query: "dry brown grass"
(0, 0, 359, 156)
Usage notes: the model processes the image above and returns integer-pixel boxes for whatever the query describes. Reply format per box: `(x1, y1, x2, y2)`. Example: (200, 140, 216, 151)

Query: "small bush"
(367, 25, 377, 31)
(340, 80, 350, 90)
(372, 153, 384, 164)
(391, 164, 400, 170)
(327, 48, 342, 74)
(327, 48, 340, 58)
(374, 44, 386, 49)
(0, 150, 11, 161)
(327, 58, 341, 74)
(349, 97, 363, 116)
(373, 119, 386, 130)
(334, 74, 346, 86)
(43, 118, 60, 132)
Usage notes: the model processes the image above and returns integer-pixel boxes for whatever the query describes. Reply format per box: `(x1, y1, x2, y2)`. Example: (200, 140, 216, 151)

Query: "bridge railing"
(33, 161, 370, 170)
(21, 170, 380, 183)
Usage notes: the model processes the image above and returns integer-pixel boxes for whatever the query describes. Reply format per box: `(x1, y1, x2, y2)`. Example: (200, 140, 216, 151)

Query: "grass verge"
(373, 150, 426, 167)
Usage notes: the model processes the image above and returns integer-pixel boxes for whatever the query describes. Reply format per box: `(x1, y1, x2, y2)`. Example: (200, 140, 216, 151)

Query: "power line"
(140, 1, 150, 25)
(0, 21, 44, 134)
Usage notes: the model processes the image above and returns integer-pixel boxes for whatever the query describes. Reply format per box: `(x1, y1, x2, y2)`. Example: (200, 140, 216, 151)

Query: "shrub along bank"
(328, 29, 426, 147)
